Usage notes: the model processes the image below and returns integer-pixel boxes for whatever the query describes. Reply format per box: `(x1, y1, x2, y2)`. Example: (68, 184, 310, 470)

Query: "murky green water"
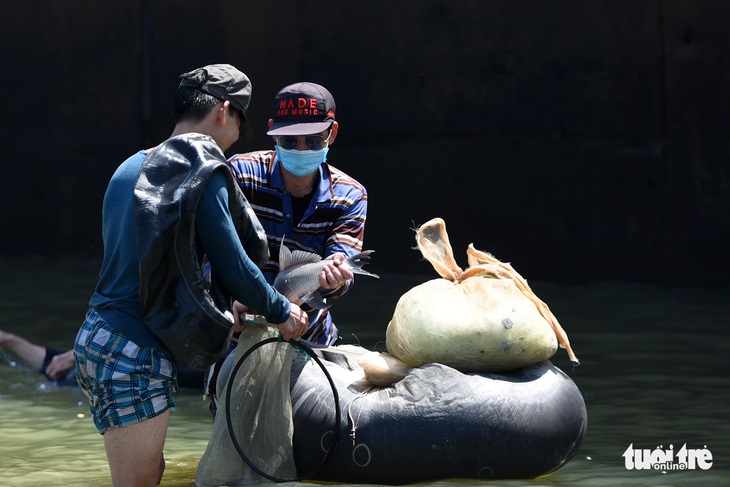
(1, 257, 728, 486)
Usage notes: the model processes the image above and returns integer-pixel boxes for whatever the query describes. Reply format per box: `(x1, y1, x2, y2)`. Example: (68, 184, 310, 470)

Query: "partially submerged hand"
(46, 350, 75, 380)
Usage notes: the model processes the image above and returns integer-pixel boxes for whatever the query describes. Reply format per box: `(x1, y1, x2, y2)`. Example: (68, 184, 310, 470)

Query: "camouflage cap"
(178, 64, 254, 139)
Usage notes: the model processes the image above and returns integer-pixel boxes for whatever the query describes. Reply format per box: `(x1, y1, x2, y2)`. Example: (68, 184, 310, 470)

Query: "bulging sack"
(386, 217, 577, 373)
(387, 276, 557, 372)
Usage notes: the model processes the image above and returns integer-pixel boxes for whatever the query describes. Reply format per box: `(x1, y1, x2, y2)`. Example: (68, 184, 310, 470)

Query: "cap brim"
(267, 121, 333, 136)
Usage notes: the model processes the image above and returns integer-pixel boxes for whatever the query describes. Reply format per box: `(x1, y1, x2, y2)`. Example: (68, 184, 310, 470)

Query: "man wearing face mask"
(227, 82, 368, 346)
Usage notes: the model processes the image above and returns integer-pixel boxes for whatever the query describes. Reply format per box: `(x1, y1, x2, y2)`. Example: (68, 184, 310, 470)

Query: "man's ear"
(328, 121, 339, 145)
(219, 100, 232, 125)
(267, 119, 276, 144)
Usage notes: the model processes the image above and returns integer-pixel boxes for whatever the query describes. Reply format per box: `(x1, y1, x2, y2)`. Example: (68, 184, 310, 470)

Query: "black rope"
(224, 337, 341, 482)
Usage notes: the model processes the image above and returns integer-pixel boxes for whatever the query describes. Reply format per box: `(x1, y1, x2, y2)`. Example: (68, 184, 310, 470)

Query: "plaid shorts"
(74, 308, 178, 434)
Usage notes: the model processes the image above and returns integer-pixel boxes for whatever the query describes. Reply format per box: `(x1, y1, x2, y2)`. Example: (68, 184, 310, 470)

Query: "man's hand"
(231, 300, 251, 334)
(46, 350, 75, 380)
(275, 302, 309, 341)
(319, 253, 354, 289)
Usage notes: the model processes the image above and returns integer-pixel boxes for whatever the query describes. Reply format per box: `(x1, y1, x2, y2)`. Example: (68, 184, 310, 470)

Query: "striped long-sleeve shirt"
(228, 150, 368, 345)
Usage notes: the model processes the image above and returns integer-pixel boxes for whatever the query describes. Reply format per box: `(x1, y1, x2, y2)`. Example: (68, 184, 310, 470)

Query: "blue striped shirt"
(228, 150, 368, 345)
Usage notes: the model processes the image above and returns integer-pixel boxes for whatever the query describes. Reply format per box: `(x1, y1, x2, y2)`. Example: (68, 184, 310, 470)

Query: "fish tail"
(345, 251, 380, 279)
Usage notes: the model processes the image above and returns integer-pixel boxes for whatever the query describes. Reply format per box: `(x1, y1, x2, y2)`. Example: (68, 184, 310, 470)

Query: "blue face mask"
(275, 146, 329, 176)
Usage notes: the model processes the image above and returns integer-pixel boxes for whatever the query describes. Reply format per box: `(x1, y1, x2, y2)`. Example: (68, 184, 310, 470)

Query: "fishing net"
(386, 217, 577, 373)
(196, 326, 297, 486)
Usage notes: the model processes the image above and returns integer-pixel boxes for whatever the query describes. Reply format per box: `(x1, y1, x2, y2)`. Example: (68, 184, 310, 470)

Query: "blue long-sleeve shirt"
(89, 146, 289, 349)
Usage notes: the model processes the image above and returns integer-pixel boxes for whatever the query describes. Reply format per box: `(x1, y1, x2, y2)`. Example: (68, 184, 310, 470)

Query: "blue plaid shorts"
(74, 308, 178, 434)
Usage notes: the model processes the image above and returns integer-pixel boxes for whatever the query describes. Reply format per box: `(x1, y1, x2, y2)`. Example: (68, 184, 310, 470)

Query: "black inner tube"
(224, 337, 341, 482)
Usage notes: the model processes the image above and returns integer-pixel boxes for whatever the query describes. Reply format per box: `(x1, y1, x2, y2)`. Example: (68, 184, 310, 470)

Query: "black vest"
(134, 133, 268, 369)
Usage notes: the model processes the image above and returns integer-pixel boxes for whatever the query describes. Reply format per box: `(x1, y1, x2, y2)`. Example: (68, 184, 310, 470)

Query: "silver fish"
(273, 238, 379, 310)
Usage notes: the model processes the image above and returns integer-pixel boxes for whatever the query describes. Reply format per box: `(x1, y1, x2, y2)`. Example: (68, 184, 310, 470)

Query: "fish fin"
(290, 250, 323, 265)
(345, 250, 380, 279)
(303, 291, 330, 310)
(278, 236, 292, 270)
(278, 236, 322, 271)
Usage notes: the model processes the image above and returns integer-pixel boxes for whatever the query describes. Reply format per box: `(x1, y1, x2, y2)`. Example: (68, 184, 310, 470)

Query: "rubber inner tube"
(224, 337, 341, 482)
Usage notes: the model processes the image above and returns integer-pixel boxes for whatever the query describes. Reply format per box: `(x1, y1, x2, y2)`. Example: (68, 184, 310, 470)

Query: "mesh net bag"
(196, 326, 297, 486)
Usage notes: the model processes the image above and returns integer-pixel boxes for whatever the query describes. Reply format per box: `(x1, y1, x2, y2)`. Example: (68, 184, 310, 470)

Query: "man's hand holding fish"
(318, 254, 355, 291)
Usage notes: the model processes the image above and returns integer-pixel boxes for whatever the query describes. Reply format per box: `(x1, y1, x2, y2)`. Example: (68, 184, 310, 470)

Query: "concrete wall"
(1, 1, 728, 285)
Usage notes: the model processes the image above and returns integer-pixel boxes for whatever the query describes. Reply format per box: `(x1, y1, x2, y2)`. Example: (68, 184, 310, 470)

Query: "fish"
(273, 237, 379, 310)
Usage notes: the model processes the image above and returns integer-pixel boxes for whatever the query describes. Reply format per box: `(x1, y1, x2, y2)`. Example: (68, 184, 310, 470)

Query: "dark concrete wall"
(1, 1, 728, 285)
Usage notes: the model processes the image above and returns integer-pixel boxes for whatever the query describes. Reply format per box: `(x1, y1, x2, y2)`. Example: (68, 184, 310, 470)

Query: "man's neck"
(170, 121, 206, 138)
(282, 170, 317, 197)
(169, 113, 223, 147)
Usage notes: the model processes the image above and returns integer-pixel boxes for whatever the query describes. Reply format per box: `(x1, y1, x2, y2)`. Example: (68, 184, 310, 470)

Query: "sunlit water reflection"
(1, 257, 728, 486)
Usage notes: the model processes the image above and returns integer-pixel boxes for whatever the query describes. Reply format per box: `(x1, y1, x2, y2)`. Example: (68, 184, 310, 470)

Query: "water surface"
(1, 257, 728, 486)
